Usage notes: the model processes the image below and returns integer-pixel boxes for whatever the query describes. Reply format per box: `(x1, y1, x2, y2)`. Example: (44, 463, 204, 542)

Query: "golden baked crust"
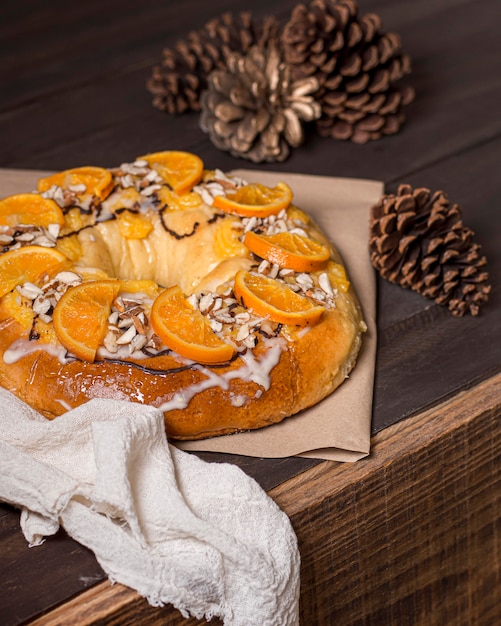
(0, 156, 365, 440)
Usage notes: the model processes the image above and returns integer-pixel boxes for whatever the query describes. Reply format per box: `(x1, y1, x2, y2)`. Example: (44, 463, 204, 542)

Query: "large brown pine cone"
(281, 0, 414, 143)
(369, 185, 491, 316)
(147, 12, 279, 114)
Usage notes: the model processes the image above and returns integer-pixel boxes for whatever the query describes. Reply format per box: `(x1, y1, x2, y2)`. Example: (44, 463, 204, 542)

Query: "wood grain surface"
(1, 0, 500, 623)
(25, 374, 501, 625)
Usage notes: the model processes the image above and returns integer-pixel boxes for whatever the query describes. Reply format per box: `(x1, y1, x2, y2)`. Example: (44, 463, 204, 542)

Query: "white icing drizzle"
(4, 333, 283, 416)
(3, 331, 283, 414)
(295, 325, 311, 339)
(230, 394, 247, 407)
(3, 338, 70, 365)
(54, 398, 73, 411)
(158, 342, 283, 413)
(233, 345, 282, 390)
(159, 367, 230, 412)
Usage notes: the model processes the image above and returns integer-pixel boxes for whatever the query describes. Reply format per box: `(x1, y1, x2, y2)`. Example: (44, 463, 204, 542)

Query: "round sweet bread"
(0, 152, 365, 440)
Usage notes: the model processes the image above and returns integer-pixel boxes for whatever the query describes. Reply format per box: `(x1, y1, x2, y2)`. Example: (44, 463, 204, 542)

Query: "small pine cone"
(281, 0, 414, 143)
(369, 185, 491, 316)
(199, 44, 321, 163)
(147, 12, 279, 114)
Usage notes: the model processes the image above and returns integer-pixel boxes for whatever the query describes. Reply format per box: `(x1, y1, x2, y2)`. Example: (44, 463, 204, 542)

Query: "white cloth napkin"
(0, 387, 300, 625)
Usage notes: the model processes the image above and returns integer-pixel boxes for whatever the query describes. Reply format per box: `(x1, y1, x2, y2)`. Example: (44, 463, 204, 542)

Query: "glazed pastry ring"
(0, 153, 365, 439)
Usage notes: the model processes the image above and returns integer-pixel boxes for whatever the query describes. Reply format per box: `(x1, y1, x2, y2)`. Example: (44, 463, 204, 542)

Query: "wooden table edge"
(29, 372, 501, 625)
(271, 371, 501, 512)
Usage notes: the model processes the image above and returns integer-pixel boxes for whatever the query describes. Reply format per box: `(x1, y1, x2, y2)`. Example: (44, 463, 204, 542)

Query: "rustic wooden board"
(23, 374, 501, 625)
(277, 373, 501, 626)
(0, 508, 104, 624)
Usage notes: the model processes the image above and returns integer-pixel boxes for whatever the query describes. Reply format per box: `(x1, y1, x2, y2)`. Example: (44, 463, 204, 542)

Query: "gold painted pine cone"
(200, 43, 321, 162)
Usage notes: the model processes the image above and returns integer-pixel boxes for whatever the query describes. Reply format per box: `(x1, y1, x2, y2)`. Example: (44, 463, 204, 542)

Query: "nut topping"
(0, 223, 60, 251)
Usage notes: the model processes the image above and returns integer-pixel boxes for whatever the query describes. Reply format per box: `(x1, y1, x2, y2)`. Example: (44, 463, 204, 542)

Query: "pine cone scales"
(148, 3, 416, 157)
(281, 0, 414, 143)
(148, 13, 279, 114)
(369, 185, 491, 316)
(200, 44, 321, 163)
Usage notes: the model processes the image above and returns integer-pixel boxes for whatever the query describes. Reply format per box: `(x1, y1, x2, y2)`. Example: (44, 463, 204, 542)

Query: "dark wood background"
(1, 0, 500, 623)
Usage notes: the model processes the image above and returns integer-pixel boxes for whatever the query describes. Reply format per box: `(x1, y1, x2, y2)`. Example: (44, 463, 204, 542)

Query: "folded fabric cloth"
(0, 387, 300, 625)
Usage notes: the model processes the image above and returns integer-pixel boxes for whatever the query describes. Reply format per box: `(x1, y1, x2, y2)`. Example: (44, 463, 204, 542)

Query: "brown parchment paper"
(0, 169, 383, 462)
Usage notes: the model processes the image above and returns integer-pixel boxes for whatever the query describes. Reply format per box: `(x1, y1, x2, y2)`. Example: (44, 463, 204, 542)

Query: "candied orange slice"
(214, 216, 249, 258)
(37, 166, 114, 200)
(212, 182, 293, 217)
(52, 280, 121, 362)
(139, 151, 204, 194)
(244, 231, 330, 272)
(327, 261, 351, 293)
(0, 193, 64, 227)
(119, 279, 160, 299)
(0, 246, 68, 298)
(233, 270, 325, 326)
(150, 285, 235, 364)
(116, 211, 154, 239)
